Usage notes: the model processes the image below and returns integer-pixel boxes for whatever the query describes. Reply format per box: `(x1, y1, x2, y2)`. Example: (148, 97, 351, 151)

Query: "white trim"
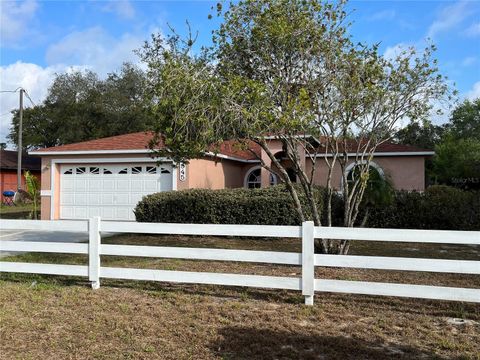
(40, 190, 51, 197)
(315, 151, 434, 157)
(49, 157, 177, 220)
(51, 157, 171, 164)
(30, 148, 261, 163)
(344, 160, 384, 178)
(243, 165, 278, 188)
(340, 160, 384, 193)
(204, 151, 259, 163)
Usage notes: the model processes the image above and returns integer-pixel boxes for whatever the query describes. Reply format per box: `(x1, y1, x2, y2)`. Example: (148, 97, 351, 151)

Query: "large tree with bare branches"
(139, 0, 450, 254)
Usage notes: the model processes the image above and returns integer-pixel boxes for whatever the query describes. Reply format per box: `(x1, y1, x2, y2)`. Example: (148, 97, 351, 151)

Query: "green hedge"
(135, 184, 479, 230)
(367, 185, 480, 230)
(135, 185, 324, 225)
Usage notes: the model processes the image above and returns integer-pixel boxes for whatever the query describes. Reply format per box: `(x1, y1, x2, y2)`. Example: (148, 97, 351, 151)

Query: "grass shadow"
(210, 326, 454, 360)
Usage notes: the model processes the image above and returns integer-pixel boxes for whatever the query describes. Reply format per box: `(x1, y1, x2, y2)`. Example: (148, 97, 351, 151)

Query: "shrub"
(367, 185, 480, 230)
(135, 185, 324, 225)
(135, 184, 479, 230)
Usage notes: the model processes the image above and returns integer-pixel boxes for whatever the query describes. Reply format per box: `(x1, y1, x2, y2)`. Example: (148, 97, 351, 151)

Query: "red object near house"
(0, 149, 41, 196)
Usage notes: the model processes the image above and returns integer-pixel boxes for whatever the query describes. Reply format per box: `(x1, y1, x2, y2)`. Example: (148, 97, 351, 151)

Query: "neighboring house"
(30, 132, 433, 221)
(0, 149, 41, 195)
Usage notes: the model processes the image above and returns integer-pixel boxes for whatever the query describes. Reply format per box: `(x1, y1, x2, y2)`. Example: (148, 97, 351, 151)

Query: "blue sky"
(1, 0, 479, 145)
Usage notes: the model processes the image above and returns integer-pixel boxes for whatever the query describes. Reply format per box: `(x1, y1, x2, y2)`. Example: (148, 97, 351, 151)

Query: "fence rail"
(0, 218, 479, 305)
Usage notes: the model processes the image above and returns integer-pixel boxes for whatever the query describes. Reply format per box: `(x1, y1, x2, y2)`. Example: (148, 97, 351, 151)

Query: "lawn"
(1, 234, 479, 359)
(0, 203, 36, 219)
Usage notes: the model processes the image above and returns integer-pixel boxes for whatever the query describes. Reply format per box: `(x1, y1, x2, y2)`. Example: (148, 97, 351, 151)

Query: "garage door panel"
(115, 193, 130, 205)
(101, 193, 114, 205)
(62, 179, 75, 191)
(88, 207, 102, 218)
(88, 194, 101, 205)
(74, 194, 88, 206)
(61, 206, 74, 218)
(88, 179, 102, 191)
(74, 179, 87, 191)
(131, 180, 143, 191)
(102, 207, 115, 219)
(116, 208, 131, 220)
(74, 207, 88, 219)
(130, 193, 144, 205)
(102, 178, 115, 191)
(116, 179, 129, 191)
(61, 193, 75, 205)
(144, 180, 158, 192)
(60, 163, 173, 220)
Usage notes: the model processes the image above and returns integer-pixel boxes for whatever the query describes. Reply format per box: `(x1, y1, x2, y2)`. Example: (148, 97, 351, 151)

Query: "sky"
(1, 0, 479, 148)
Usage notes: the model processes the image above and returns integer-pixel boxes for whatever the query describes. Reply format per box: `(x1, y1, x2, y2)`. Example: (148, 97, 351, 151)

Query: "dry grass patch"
(1, 234, 479, 359)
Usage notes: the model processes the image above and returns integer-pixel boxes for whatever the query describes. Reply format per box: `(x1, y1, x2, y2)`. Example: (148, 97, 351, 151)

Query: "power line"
(23, 89, 36, 107)
(0, 87, 22, 93)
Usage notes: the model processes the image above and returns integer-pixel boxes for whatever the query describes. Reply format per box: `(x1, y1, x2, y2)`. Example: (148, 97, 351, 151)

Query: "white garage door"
(60, 164, 173, 220)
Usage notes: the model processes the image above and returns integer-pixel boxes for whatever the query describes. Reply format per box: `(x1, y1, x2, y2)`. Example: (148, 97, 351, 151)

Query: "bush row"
(135, 185, 324, 225)
(366, 185, 480, 230)
(135, 184, 480, 230)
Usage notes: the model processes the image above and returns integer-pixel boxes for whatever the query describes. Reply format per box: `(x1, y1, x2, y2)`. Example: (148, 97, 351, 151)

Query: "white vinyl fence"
(1, 218, 479, 305)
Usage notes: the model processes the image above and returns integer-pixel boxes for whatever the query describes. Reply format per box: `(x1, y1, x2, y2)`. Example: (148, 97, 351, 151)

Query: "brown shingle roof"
(0, 150, 41, 171)
(32, 132, 431, 161)
(34, 132, 159, 153)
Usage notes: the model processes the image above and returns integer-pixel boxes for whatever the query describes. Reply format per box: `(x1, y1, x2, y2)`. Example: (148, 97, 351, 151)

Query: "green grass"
(0, 203, 36, 219)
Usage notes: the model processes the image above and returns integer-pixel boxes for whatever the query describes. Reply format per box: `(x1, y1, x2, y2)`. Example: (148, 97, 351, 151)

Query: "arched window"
(343, 161, 384, 192)
(244, 167, 277, 189)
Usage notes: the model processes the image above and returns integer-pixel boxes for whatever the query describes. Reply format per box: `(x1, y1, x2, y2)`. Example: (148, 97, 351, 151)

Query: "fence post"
(302, 221, 315, 306)
(88, 216, 101, 289)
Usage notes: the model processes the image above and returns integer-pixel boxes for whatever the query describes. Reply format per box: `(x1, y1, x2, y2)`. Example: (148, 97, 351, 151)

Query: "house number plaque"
(179, 162, 186, 181)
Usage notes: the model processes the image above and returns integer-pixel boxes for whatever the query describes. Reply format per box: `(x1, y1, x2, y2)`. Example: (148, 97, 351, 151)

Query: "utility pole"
(17, 88, 24, 191)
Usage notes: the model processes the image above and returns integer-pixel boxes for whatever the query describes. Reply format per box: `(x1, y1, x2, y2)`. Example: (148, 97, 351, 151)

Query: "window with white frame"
(245, 167, 277, 189)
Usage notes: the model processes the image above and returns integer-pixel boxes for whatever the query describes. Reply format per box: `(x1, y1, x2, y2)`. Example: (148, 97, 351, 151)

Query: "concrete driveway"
(0, 230, 89, 258)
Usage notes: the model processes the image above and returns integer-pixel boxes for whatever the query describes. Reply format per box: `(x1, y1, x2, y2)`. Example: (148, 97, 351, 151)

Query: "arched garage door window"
(244, 166, 277, 189)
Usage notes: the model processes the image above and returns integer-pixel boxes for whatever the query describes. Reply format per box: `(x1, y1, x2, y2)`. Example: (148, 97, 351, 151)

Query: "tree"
(139, 0, 449, 253)
(9, 63, 152, 149)
(434, 137, 480, 190)
(445, 98, 480, 140)
(394, 121, 444, 150)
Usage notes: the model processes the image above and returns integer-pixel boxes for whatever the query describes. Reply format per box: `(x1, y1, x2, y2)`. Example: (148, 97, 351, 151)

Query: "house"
(29, 132, 433, 221)
(0, 149, 41, 195)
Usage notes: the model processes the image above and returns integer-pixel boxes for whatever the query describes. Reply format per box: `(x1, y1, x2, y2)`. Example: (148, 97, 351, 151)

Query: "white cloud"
(0, 0, 38, 45)
(466, 81, 480, 101)
(426, 1, 471, 39)
(461, 56, 477, 67)
(464, 22, 480, 37)
(45, 27, 144, 76)
(1, 25, 150, 146)
(0, 62, 65, 146)
(102, 0, 135, 20)
(383, 43, 410, 61)
(367, 10, 396, 22)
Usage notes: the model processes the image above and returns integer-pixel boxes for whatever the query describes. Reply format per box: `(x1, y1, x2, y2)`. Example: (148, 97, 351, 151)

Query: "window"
(132, 166, 142, 174)
(103, 168, 112, 174)
(245, 167, 277, 189)
(146, 166, 157, 174)
(63, 168, 73, 175)
(76, 167, 86, 174)
(160, 168, 170, 174)
(286, 168, 296, 183)
(118, 168, 128, 174)
(343, 162, 385, 194)
(89, 167, 100, 174)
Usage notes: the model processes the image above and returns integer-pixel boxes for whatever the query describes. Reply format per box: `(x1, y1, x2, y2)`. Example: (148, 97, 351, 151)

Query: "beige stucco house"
(30, 132, 433, 221)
